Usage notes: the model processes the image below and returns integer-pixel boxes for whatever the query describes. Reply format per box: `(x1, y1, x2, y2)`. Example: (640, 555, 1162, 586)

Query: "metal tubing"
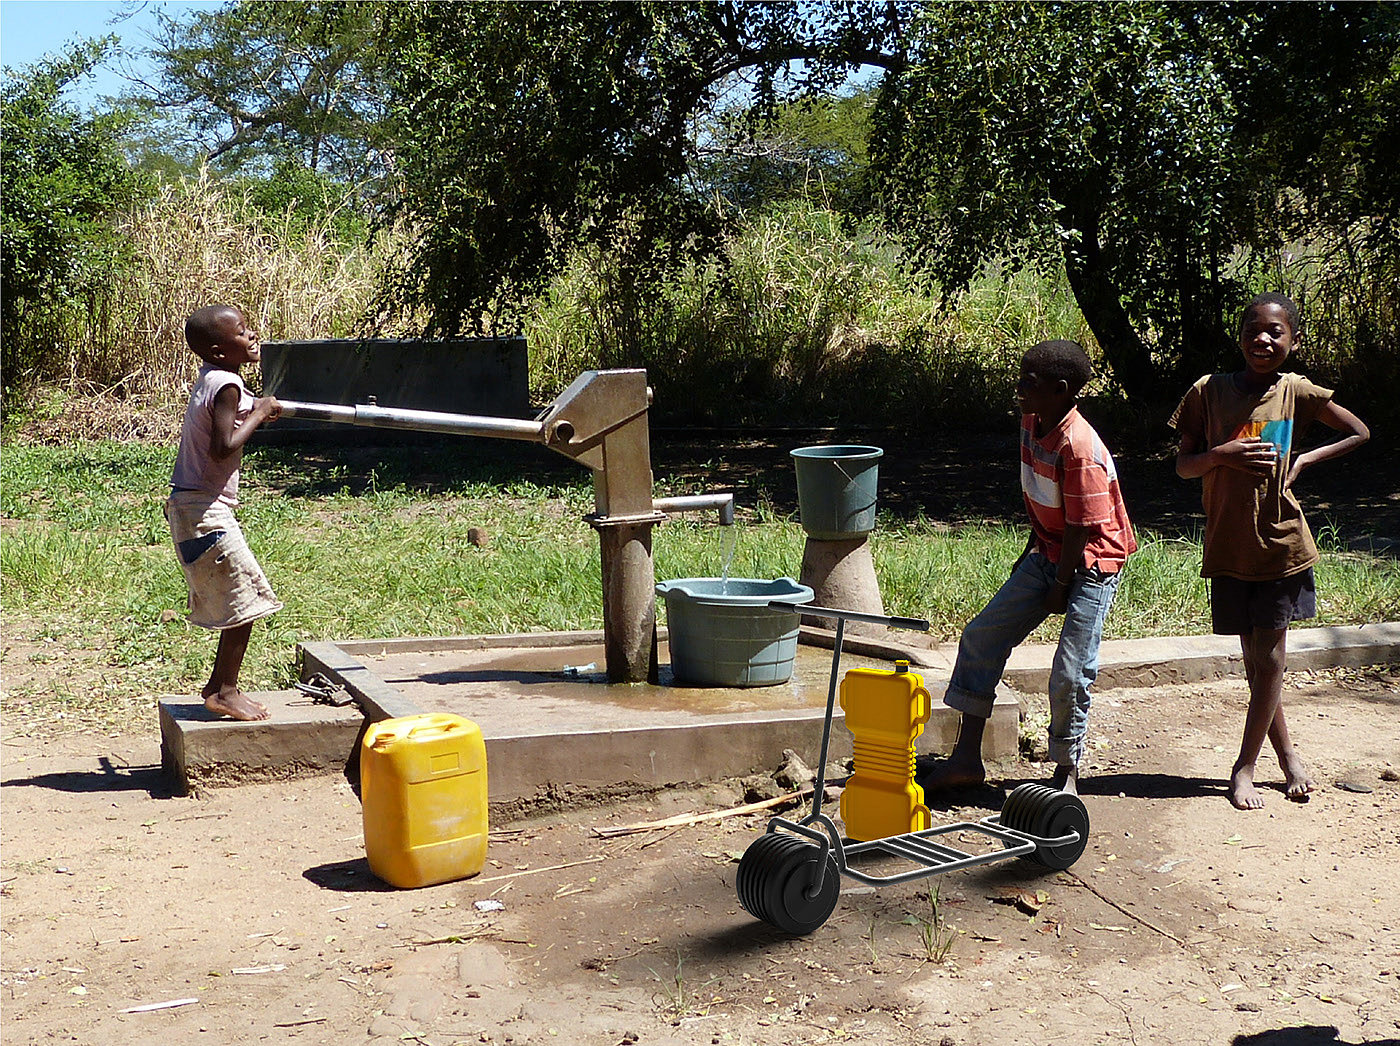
(278, 399, 546, 441)
(651, 493, 735, 526)
(767, 601, 929, 633)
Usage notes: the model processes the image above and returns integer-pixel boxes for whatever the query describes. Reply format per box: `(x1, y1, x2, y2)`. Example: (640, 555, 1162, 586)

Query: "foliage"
(143, 0, 390, 183)
(524, 201, 1085, 426)
(2, 169, 396, 430)
(1, 38, 148, 391)
(692, 86, 878, 213)
(365, 1, 1397, 409)
(235, 157, 373, 242)
(375, 0, 907, 333)
(7, 2, 1396, 432)
(871, 1, 1400, 403)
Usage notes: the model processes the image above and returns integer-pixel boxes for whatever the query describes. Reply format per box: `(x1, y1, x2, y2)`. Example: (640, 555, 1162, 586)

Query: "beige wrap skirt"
(165, 490, 282, 630)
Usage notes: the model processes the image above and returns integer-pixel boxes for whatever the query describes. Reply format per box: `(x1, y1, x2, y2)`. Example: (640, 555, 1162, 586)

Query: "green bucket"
(790, 445, 883, 540)
(655, 577, 814, 687)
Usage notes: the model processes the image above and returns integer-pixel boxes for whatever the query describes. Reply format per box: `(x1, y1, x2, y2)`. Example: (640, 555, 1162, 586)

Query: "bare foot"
(917, 754, 986, 792)
(1279, 752, 1316, 802)
(1051, 765, 1078, 795)
(1229, 763, 1266, 810)
(204, 688, 270, 722)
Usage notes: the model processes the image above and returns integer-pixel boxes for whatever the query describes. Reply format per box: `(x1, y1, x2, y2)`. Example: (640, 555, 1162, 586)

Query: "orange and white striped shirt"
(1020, 408, 1137, 572)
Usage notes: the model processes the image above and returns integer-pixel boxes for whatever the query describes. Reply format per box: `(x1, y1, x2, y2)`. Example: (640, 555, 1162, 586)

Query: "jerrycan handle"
(406, 716, 462, 738)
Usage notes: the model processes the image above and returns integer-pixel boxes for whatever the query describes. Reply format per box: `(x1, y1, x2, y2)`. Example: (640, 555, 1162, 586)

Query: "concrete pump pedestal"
(798, 536, 885, 634)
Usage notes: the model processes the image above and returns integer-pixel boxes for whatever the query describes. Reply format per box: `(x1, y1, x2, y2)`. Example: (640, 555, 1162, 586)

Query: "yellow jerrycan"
(839, 661, 931, 842)
(361, 713, 488, 888)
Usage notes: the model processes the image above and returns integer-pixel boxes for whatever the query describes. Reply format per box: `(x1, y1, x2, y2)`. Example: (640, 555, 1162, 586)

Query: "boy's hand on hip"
(1218, 436, 1278, 476)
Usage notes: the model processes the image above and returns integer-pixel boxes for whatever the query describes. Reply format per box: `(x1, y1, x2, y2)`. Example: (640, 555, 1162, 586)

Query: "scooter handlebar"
(766, 601, 930, 633)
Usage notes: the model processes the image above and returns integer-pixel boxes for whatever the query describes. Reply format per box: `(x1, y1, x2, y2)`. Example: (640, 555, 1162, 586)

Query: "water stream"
(719, 524, 738, 593)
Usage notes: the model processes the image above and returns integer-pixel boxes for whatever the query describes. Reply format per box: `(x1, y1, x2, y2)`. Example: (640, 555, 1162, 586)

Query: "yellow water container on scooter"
(361, 713, 488, 888)
(839, 662, 931, 841)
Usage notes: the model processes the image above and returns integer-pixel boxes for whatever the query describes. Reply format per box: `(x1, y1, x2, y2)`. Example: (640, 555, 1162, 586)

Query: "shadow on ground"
(0, 758, 179, 799)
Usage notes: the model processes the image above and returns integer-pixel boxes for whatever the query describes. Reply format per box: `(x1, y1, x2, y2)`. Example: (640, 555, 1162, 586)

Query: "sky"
(0, 0, 219, 104)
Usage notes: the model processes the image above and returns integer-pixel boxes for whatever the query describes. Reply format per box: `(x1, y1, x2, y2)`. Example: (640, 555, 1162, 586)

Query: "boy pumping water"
(165, 305, 283, 721)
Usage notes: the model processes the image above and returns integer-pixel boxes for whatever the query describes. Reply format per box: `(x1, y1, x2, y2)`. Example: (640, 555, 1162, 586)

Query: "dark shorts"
(1210, 568, 1316, 635)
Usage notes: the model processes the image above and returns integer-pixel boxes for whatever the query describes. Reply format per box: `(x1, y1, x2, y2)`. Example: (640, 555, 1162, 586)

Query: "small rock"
(1234, 1001, 1261, 1012)
(467, 527, 490, 548)
(1380, 768, 1399, 783)
(368, 1016, 405, 1037)
(1336, 777, 1374, 794)
(1337, 991, 1369, 1006)
(775, 748, 815, 790)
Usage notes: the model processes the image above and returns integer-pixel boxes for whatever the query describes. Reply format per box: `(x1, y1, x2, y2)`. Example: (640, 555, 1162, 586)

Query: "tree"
(375, 0, 908, 332)
(135, 2, 1394, 403)
(141, 1, 390, 184)
(375, 1, 1398, 401)
(1, 38, 146, 390)
(691, 86, 877, 213)
(870, 1, 1400, 402)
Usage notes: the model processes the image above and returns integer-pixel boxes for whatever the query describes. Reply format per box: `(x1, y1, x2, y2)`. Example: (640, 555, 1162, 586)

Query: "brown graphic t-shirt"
(1170, 372, 1333, 580)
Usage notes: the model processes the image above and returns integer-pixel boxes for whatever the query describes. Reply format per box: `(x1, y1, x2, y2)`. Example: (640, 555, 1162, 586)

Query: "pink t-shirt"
(1020, 407, 1137, 572)
(171, 365, 254, 506)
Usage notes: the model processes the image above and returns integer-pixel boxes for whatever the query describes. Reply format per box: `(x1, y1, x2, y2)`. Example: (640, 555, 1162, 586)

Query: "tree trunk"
(1175, 242, 1235, 386)
(1059, 201, 1157, 404)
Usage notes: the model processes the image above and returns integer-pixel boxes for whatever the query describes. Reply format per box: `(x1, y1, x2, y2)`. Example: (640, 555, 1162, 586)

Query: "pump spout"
(652, 493, 735, 526)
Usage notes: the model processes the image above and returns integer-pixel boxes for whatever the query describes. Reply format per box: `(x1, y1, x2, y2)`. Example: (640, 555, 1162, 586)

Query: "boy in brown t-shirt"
(1172, 292, 1368, 810)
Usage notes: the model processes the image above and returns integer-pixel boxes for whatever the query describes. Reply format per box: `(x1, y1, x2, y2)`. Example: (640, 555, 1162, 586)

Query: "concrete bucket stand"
(791, 445, 886, 634)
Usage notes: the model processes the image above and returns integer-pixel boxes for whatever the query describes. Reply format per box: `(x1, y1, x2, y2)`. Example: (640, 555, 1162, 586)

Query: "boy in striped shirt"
(922, 340, 1136, 796)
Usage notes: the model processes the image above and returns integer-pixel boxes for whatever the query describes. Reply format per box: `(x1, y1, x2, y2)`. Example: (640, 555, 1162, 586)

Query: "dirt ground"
(3, 665, 1398, 1046)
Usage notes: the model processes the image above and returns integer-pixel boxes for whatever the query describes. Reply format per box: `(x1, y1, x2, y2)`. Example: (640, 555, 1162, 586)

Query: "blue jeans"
(945, 552, 1120, 767)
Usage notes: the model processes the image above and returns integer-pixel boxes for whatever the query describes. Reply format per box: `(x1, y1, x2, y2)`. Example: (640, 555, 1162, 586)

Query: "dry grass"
(18, 171, 408, 406)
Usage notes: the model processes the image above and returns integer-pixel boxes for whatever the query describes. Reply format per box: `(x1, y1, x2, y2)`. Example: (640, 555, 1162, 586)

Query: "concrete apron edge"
(1001, 621, 1400, 692)
(162, 622, 1396, 798)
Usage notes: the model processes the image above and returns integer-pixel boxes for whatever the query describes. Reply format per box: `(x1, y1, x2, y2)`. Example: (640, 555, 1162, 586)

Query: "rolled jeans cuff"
(944, 682, 996, 721)
(1046, 735, 1086, 768)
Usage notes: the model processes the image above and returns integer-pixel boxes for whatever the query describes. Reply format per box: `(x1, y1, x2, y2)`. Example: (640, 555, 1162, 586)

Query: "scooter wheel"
(1028, 790, 1090, 871)
(736, 833, 839, 935)
(1000, 782, 1046, 833)
(737, 833, 799, 922)
(764, 839, 840, 935)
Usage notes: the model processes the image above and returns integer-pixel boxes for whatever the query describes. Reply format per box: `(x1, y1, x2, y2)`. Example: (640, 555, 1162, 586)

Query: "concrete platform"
(160, 629, 1017, 801)
(158, 622, 1400, 803)
(997, 620, 1400, 691)
(158, 689, 365, 795)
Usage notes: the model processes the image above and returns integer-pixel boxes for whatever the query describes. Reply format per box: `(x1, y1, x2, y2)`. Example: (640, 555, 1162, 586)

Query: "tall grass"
(525, 203, 1093, 426)
(7, 183, 1393, 441)
(108, 171, 392, 388)
(2, 171, 406, 441)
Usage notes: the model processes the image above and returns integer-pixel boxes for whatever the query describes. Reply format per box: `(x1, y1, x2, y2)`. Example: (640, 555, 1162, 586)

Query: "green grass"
(3, 440, 1397, 735)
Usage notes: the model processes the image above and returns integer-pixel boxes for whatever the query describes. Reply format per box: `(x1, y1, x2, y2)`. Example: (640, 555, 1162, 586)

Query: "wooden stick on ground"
(473, 855, 607, 884)
(592, 785, 815, 839)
